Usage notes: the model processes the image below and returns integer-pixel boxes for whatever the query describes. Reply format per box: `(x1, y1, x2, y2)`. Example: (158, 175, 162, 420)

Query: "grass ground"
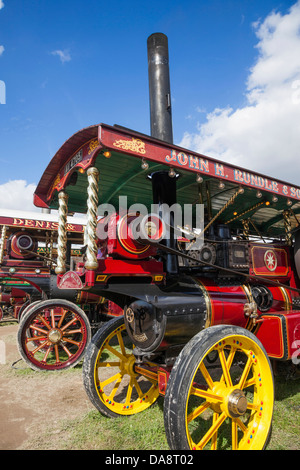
(27, 375, 299, 451)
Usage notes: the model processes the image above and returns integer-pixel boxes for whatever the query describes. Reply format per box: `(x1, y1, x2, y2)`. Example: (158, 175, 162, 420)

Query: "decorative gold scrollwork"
(113, 138, 146, 154)
(88, 139, 99, 155)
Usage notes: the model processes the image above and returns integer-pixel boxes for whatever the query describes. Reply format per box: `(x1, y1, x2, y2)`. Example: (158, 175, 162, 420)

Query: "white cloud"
(0, 180, 38, 211)
(0, 45, 4, 56)
(180, 1, 300, 185)
(0, 1, 4, 10)
(51, 49, 71, 64)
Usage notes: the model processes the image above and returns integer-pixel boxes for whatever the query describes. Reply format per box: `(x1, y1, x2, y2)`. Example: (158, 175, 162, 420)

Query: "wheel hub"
(227, 389, 248, 418)
(48, 329, 62, 344)
(120, 354, 137, 377)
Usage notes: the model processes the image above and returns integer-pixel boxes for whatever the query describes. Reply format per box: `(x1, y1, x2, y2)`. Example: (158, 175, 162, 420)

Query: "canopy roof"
(34, 123, 300, 238)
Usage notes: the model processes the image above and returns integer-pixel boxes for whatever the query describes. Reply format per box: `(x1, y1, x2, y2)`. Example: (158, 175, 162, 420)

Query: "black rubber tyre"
(164, 325, 274, 450)
(17, 300, 41, 322)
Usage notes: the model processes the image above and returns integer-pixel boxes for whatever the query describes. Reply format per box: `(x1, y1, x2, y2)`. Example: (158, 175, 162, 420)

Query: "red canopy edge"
(34, 123, 300, 208)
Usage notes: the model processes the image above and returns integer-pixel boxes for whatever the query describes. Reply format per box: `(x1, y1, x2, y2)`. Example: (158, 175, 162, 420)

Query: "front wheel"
(164, 325, 274, 450)
(83, 316, 160, 418)
(17, 299, 91, 371)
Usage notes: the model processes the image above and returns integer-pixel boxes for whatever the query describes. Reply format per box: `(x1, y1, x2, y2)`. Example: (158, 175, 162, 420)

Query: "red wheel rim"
(20, 305, 89, 370)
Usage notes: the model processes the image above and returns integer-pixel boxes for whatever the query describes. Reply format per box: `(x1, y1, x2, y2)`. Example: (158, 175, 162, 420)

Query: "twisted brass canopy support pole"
(242, 219, 250, 240)
(283, 209, 292, 246)
(203, 187, 243, 234)
(84, 167, 99, 270)
(0, 225, 6, 263)
(55, 191, 69, 275)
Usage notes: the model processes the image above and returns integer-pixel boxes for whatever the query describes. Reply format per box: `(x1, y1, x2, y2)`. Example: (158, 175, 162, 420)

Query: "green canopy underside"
(49, 150, 300, 238)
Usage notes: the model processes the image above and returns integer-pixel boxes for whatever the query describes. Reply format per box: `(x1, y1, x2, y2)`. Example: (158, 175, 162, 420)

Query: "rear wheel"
(164, 325, 274, 450)
(83, 316, 159, 418)
(17, 299, 91, 371)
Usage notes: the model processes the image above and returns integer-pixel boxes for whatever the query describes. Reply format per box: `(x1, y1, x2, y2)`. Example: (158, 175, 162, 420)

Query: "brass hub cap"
(48, 329, 62, 344)
(227, 389, 248, 418)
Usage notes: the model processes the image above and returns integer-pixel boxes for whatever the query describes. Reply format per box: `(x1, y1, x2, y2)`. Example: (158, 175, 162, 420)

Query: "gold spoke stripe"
(57, 309, 67, 328)
(98, 361, 120, 367)
(29, 325, 48, 335)
(191, 386, 222, 402)
(219, 349, 233, 388)
(64, 328, 83, 335)
(247, 402, 260, 411)
(199, 362, 214, 389)
(62, 337, 81, 347)
(41, 346, 52, 363)
(104, 343, 127, 362)
(61, 316, 80, 332)
(116, 331, 126, 356)
(243, 377, 256, 388)
(125, 377, 134, 405)
(26, 334, 48, 343)
(32, 340, 49, 354)
(132, 377, 143, 398)
(235, 417, 248, 433)
(232, 421, 238, 450)
(187, 400, 211, 423)
(101, 372, 123, 388)
(61, 344, 73, 358)
(196, 412, 227, 450)
(107, 376, 122, 399)
(54, 344, 60, 363)
(51, 309, 56, 328)
(37, 314, 51, 330)
(238, 356, 253, 390)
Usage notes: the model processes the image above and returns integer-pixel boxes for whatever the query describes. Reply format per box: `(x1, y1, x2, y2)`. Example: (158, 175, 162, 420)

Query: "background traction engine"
(0, 214, 122, 371)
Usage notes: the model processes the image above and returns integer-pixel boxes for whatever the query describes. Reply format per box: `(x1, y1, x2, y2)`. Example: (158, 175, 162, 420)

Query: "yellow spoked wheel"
(164, 325, 274, 450)
(83, 316, 159, 418)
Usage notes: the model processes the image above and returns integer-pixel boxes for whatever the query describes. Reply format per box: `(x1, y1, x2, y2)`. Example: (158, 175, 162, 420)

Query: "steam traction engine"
(0, 209, 121, 371)
(32, 122, 300, 450)
(0, 209, 88, 320)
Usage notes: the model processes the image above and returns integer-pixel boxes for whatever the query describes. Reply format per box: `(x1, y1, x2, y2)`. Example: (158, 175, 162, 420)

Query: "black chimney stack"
(147, 33, 173, 144)
(147, 33, 178, 275)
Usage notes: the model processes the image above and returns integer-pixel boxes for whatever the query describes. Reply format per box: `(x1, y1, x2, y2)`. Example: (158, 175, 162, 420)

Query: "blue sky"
(0, 0, 300, 210)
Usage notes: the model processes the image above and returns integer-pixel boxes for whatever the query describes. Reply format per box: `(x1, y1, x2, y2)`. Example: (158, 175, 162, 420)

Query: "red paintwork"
(58, 271, 84, 289)
(59, 258, 164, 289)
(98, 125, 300, 202)
(198, 279, 249, 328)
(97, 212, 159, 260)
(0, 289, 27, 305)
(96, 258, 164, 279)
(256, 311, 300, 360)
(196, 277, 300, 360)
(0, 215, 84, 234)
(249, 244, 291, 280)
